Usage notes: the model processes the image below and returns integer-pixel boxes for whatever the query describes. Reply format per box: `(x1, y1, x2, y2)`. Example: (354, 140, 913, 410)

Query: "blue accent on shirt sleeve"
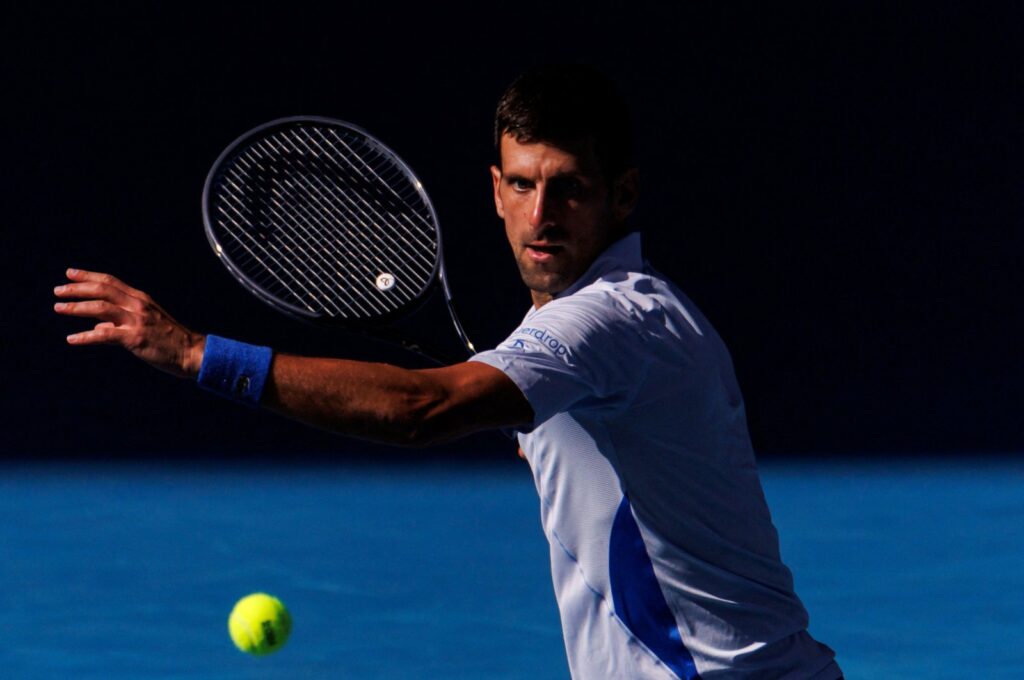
(196, 335, 273, 407)
(609, 496, 701, 680)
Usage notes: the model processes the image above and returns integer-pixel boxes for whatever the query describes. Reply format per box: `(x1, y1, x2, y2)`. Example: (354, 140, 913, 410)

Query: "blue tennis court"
(2, 456, 1021, 679)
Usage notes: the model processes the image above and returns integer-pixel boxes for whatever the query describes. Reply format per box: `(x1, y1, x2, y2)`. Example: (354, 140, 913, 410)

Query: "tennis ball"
(228, 592, 292, 656)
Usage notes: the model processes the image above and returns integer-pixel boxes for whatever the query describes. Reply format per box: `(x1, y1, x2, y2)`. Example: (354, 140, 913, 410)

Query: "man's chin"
(519, 270, 569, 297)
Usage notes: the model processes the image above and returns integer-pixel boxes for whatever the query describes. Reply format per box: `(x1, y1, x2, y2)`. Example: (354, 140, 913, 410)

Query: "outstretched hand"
(54, 268, 206, 379)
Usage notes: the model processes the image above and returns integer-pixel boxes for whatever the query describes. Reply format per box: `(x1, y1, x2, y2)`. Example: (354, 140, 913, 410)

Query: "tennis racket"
(201, 116, 475, 363)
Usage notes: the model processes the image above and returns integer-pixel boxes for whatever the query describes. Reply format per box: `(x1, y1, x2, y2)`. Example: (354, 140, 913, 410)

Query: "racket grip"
(197, 335, 273, 407)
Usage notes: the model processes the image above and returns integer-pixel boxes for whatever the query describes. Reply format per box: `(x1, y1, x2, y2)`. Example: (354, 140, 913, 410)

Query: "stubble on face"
(492, 135, 619, 308)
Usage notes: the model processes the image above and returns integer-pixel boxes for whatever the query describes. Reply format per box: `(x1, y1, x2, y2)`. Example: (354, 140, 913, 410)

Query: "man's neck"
(531, 291, 555, 309)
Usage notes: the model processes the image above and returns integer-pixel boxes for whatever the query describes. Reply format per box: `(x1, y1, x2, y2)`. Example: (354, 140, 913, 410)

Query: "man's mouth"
(525, 243, 563, 262)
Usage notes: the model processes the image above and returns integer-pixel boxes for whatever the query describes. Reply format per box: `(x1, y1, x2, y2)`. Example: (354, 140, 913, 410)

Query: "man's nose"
(528, 185, 557, 230)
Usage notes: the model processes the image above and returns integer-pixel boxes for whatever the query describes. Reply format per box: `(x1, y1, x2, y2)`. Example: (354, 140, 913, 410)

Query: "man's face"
(490, 134, 637, 307)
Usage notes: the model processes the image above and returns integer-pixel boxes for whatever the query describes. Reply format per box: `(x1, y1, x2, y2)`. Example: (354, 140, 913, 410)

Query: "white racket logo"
(375, 273, 396, 291)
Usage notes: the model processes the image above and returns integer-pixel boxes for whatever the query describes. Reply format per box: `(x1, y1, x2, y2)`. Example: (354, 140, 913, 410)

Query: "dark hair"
(494, 64, 633, 179)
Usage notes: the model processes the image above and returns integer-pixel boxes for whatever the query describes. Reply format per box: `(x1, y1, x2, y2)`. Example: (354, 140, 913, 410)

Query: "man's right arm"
(54, 268, 533, 447)
(261, 354, 531, 446)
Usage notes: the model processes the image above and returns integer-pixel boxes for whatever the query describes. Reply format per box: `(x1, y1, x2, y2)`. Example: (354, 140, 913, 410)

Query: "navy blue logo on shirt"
(513, 327, 569, 357)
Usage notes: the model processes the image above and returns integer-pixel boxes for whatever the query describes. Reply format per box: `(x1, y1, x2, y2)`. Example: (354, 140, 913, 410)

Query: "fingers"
(54, 280, 140, 309)
(53, 299, 133, 324)
(63, 268, 148, 300)
(55, 270, 154, 324)
(66, 323, 126, 346)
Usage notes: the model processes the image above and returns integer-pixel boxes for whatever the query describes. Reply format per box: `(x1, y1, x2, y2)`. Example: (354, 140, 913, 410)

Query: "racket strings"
(245, 138, 401, 312)
(241, 142, 385, 315)
(257, 134, 429, 309)
(208, 121, 441, 320)
(267, 128, 434, 304)
(229, 163, 372, 318)
(220, 162, 361, 317)
(268, 131, 435, 283)
(283, 129, 436, 278)
(214, 173, 340, 315)
(319, 128, 436, 237)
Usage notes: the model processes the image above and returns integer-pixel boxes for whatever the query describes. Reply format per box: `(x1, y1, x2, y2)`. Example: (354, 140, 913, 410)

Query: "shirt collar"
(552, 231, 644, 301)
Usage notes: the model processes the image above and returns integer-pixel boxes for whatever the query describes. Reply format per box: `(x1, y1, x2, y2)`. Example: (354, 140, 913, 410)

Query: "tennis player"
(55, 65, 842, 679)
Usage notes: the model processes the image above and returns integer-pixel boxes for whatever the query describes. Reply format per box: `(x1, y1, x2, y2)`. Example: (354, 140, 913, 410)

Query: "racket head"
(202, 116, 442, 326)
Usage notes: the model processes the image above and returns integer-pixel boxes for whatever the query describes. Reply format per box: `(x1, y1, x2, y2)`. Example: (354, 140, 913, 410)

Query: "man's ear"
(611, 167, 640, 222)
(490, 165, 506, 219)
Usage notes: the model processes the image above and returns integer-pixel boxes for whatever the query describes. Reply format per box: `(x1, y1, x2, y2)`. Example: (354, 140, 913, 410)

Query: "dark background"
(4, 2, 1021, 459)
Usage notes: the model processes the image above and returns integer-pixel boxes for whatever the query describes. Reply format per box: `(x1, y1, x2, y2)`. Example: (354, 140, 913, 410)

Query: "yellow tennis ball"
(228, 592, 292, 656)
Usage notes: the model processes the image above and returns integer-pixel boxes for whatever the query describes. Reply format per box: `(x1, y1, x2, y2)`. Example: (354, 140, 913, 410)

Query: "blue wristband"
(196, 335, 274, 407)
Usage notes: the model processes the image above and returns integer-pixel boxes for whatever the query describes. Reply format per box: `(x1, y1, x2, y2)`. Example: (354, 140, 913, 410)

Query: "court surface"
(2, 456, 1021, 679)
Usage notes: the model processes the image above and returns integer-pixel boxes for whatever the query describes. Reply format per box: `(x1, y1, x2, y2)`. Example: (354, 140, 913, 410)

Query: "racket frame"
(201, 116, 475, 358)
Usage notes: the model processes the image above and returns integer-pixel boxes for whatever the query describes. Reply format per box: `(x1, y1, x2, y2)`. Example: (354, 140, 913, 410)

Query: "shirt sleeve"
(469, 292, 650, 431)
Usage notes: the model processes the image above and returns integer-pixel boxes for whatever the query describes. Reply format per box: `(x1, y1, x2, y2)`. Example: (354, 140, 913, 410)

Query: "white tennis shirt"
(470, 233, 841, 679)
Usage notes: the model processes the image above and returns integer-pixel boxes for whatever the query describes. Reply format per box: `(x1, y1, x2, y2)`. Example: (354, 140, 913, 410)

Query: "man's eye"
(550, 178, 584, 199)
(510, 179, 532, 192)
